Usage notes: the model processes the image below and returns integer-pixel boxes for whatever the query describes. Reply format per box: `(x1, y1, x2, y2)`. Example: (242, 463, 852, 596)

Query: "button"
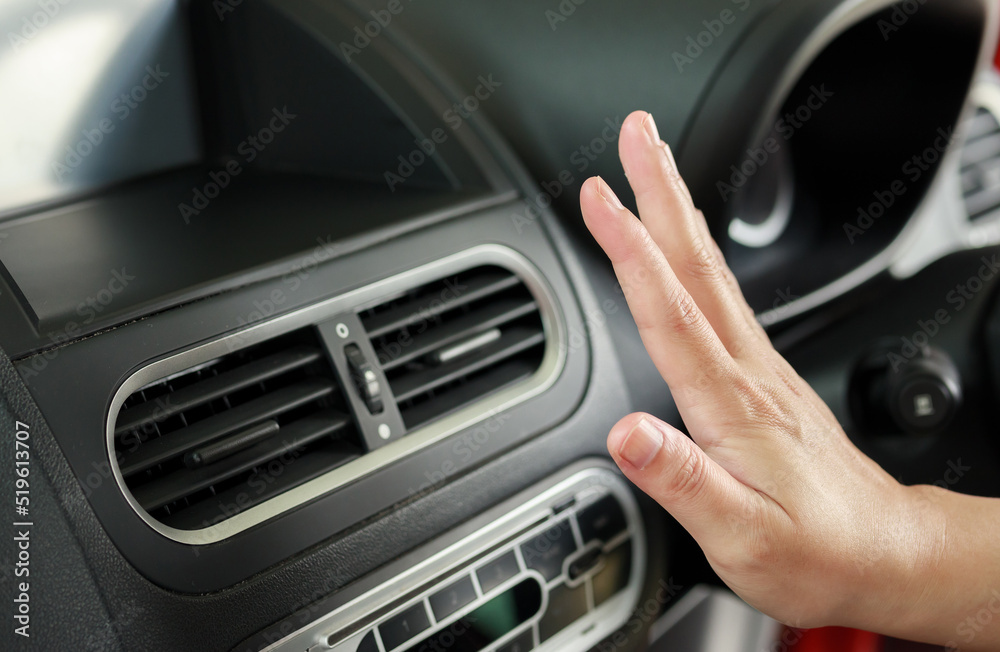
(356, 631, 378, 652)
(477, 550, 520, 594)
(379, 603, 430, 651)
(429, 575, 477, 621)
(592, 541, 632, 607)
(567, 547, 604, 581)
(539, 581, 588, 642)
(400, 580, 541, 652)
(576, 494, 627, 544)
(520, 519, 576, 582)
(496, 629, 534, 652)
(896, 379, 952, 431)
(344, 343, 384, 414)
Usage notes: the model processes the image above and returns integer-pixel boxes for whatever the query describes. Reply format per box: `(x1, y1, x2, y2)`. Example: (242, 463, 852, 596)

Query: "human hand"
(579, 111, 948, 634)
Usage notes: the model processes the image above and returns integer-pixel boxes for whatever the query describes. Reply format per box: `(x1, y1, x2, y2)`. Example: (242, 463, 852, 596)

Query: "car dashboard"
(1, 1, 999, 650)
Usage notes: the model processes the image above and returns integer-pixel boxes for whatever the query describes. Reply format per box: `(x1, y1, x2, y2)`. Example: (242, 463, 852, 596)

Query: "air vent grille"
(360, 266, 546, 430)
(112, 328, 361, 531)
(961, 107, 1000, 220)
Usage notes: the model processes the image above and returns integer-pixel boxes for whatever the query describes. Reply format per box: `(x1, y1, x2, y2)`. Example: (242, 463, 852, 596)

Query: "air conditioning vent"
(112, 328, 361, 531)
(961, 107, 1000, 220)
(360, 266, 546, 430)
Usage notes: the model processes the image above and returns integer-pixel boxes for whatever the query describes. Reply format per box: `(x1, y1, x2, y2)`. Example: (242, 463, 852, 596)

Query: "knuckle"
(679, 239, 724, 285)
(668, 290, 706, 336)
(661, 440, 706, 499)
(752, 403, 796, 432)
(771, 362, 807, 398)
(731, 373, 795, 427)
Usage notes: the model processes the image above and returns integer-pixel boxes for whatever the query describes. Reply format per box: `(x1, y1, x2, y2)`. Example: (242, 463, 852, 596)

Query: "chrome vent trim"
(111, 330, 363, 531)
(361, 266, 546, 431)
(106, 245, 566, 545)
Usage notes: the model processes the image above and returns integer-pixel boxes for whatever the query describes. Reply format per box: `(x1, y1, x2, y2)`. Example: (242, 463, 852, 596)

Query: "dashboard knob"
(850, 345, 962, 438)
(884, 348, 962, 436)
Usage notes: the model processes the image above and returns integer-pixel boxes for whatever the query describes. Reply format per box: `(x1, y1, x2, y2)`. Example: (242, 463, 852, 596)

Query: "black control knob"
(886, 351, 962, 436)
(850, 345, 962, 437)
(344, 343, 384, 414)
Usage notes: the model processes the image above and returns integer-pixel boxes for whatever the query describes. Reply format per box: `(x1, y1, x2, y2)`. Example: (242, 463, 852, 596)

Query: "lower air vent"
(961, 106, 1000, 220)
(111, 328, 361, 531)
(360, 266, 546, 430)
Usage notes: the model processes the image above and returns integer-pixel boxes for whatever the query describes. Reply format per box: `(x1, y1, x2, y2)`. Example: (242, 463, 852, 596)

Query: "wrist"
(847, 483, 949, 639)
(890, 484, 950, 631)
(831, 482, 948, 636)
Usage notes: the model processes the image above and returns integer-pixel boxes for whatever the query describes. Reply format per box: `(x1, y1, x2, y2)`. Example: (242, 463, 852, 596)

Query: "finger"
(580, 176, 736, 398)
(618, 111, 766, 356)
(607, 412, 765, 545)
(692, 209, 771, 344)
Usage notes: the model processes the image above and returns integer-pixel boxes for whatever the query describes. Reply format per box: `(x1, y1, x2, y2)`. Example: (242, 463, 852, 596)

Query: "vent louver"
(112, 329, 361, 531)
(360, 266, 546, 430)
(961, 107, 1000, 220)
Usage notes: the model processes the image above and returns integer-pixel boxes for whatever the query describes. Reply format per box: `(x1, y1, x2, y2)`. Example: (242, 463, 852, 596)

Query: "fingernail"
(597, 177, 626, 210)
(619, 418, 663, 470)
(660, 140, 678, 170)
(642, 113, 660, 145)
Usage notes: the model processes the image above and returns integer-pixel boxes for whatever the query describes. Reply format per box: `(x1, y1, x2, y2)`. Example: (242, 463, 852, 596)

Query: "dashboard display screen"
(0, 0, 200, 216)
(402, 580, 541, 652)
(0, 0, 494, 341)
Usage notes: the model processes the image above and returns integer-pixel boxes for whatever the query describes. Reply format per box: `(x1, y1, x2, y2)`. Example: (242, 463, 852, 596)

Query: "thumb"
(607, 413, 759, 544)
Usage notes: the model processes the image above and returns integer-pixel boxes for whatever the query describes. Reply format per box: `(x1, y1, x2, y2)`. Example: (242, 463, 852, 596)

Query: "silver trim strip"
(258, 464, 645, 652)
(889, 72, 1000, 279)
(106, 245, 567, 545)
(753, 0, 1000, 326)
(647, 585, 782, 652)
(729, 149, 795, 250)
(435, 328, 502, 364)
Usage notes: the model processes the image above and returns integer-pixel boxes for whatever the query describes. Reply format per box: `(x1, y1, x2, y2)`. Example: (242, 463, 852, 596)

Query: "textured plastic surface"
(17, 202, 591, 591)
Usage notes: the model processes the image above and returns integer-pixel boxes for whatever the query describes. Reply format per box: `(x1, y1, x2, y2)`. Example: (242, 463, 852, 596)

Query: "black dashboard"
(1, 0, 999, 650)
